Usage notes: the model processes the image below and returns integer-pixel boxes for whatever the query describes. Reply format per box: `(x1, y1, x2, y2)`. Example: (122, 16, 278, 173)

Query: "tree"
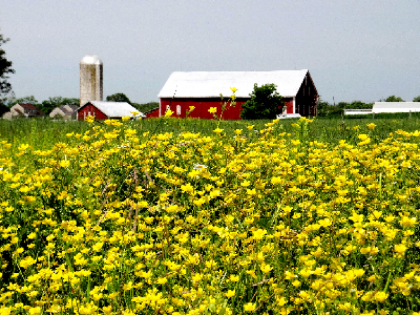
(345, 101, 373, 110)
(131, 101, 159, 113)
(37, 96, 79, 115)
(106, 93, 131, 104)
(337, 102, 349, 109)
(11, 95, 39, 106)
(0, 29, 15, 105)
(240, 84, 284, 119)
(413, 96, 420, 102)
(0, 103, 8, 116)
(384, 95, 404, 102)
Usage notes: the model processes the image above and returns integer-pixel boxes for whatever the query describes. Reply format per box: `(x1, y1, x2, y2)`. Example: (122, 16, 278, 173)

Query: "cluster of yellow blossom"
(1, 118, 420, 314)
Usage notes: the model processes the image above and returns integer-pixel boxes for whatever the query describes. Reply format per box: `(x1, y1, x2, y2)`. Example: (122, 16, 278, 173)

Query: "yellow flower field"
(1, 117, 420, 314)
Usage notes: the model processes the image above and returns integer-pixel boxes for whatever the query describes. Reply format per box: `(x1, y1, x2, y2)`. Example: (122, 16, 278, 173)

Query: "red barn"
(77, 101, 145, 120)
(157, 70, 318, 119)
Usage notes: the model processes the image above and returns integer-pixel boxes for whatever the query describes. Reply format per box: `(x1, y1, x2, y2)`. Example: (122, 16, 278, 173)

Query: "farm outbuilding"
(2, 103, 45, 120)
(372, 102, 420, 113)
(50, 105, 79, 120)
(157, 70, 318, 119)
(77, 101, 145, 120)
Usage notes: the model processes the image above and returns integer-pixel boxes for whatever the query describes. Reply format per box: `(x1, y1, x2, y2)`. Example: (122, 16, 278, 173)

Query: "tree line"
(317, 95, 420, 117)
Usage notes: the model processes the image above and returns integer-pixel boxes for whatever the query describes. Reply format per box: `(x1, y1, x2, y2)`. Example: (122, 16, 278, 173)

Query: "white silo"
(80, 55, 103, 107)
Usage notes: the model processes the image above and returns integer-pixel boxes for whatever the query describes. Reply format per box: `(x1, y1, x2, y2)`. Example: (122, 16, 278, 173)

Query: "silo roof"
(158, 70, 309, 99)
(80, 55, 103, 65)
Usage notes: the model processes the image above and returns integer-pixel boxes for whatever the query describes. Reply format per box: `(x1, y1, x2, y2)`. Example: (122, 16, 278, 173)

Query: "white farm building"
(372, 102, 420, 113)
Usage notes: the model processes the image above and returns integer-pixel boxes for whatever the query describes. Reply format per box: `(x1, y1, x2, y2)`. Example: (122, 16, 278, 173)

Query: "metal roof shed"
(77, 101, 145, 120)
(372, 102, 420, 113)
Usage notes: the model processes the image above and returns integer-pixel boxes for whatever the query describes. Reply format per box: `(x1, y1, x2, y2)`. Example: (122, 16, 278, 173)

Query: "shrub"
(384, 95, 405, 102)
(240, 83, 284, 119)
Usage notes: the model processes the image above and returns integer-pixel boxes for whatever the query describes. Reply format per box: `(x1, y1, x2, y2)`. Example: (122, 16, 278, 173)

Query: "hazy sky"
(1, 0, 420, 104)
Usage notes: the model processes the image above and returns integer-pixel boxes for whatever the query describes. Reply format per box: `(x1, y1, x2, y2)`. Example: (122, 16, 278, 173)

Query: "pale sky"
(1, 0, 420, 104)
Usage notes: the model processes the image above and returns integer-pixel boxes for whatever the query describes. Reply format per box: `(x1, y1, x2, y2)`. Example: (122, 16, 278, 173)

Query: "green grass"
(1, 114, 420, 149)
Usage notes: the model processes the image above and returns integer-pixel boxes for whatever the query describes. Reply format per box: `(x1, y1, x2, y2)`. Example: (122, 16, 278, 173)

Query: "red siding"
(160, 98, 246, 120)
(284, 98, 293, 114)
(160, 97, 295, 119)
(77, 103, 108, 120)
(146, 108, 160, 118)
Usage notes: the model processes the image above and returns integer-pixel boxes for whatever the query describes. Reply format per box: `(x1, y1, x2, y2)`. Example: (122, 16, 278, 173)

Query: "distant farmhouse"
(49, 105, 79, 120)
(77, 101, 145, 120)
(157, 70, 318, 119)
(2, 103, 45, 120)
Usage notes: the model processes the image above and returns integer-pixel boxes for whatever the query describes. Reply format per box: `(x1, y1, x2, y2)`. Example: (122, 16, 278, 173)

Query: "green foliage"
(316, 99, 341, 117)
(11, 95, 39, 106)
(337, 101, 349, 109)
(317, 100, 373, 117)
(240, 83, 284, 119)
(0, 103, 9, 116)
(37, 96, 79, 115)
(106, 93, 131, 104)
(131, 101, 159, 114)
(384, 95, 405, 102)
(345, 100, 374, 109)
(413, 96, 420, 102)
(0, 29, 15, 104)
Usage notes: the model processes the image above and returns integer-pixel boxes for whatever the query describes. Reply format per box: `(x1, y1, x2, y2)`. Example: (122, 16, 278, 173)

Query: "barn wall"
(160, 98, 248, 120)
(160, 97, 295, 119)
(146, 108, 160, 118)
(77, 103, 108, 120)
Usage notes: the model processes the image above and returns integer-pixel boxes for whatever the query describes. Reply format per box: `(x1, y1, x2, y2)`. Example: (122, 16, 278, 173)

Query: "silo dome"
(80, 55, 103, 65)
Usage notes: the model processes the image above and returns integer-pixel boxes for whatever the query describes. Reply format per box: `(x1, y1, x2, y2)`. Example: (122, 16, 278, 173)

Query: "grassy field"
(1, 115, 420, 314)
(1, 112, 420, 147)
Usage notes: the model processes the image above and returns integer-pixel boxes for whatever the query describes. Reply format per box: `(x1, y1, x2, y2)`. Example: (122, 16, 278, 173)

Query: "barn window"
(176, 105, 181, 116)
(166, 105, 170, 111)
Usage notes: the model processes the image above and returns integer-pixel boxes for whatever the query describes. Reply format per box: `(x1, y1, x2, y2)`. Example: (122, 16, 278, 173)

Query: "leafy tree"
(0, 103, 8, 116)
(316, 99, 342, 117)
(0, 29, 15, 106)
(316, 99, 331, 115)
(337, 102, 349, 109)
(384, 95, 404, 102)
(240, 84, 284, 119)
(413, 96, 420, 102)
(11, 95, 39, 106)
(132, 101, 159, 113)
(345, 101, 373, 109)
(106, 93, 131, 104)
(37, 96, 79, 115)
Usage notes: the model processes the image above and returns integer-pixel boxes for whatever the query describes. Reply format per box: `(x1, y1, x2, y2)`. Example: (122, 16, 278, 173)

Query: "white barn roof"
(372, 102, 420, 113)
(80, 101, 145, 118)
(158, 70, 309, 99)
